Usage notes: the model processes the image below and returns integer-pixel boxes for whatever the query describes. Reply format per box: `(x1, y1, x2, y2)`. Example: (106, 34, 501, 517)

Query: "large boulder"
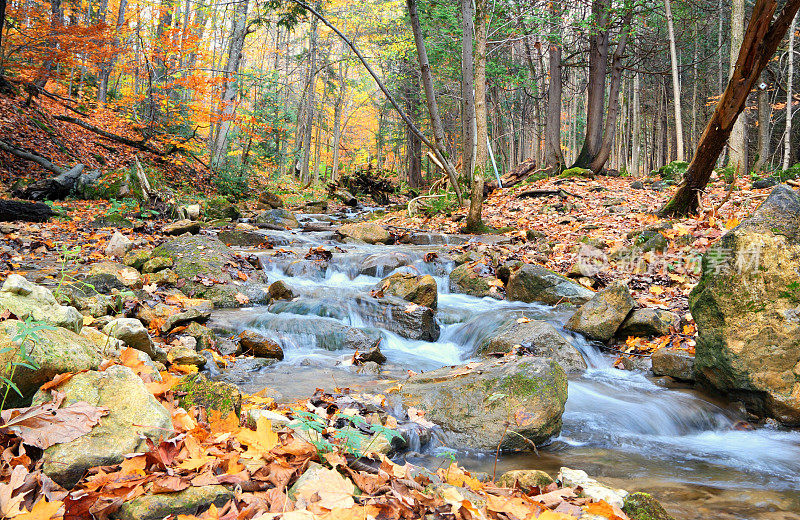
(565, 281, 635, 341)
(690, 185, 800, 424)
(33, 365, 172, 489)
(105, 231, 134, 258)
(203, 196, 241, 221)
(162, 219, 201, 236)
(238, 329, 284, 359)
(507, 264, 595, 306)
(355, 295, 439, 341)
(0, 320, 103, 407)
(336, 222, 391, 244)
(617, 308, 679, 337)
(151, 235, 269, 307)
(255, 208, 299, 229)
(449, 262, 503, 299)
(376, 272, 438, 309)
(478, 319, 586, 372)
(0, 274, 83, 332)
(258, 191, 285, 209)
(400, 356, 568, 450)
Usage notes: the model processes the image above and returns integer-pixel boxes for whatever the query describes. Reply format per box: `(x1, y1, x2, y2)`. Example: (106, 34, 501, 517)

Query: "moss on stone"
(623, 492, 676, 520)
(174, 373, 242, 417)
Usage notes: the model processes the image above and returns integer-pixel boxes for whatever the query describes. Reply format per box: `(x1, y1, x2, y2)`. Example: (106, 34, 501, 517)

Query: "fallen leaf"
(0, 395, 108, 449)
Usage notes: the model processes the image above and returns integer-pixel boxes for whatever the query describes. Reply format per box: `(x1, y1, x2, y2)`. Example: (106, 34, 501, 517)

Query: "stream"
(209, 213, 800, 520)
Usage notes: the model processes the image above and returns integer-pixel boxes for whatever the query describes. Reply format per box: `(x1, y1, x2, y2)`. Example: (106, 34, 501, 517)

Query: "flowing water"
(210, 216, 800, 519)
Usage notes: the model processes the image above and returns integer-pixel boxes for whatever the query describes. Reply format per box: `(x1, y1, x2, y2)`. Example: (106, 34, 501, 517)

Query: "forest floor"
(0, 90, 788, 520)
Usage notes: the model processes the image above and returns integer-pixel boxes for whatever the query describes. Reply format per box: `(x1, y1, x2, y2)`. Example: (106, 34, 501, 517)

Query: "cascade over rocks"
(690, 185, 800, 424)
(449, 261, 503, 299)
(376, 272, 438, 309)
(400, 356, 568, 451)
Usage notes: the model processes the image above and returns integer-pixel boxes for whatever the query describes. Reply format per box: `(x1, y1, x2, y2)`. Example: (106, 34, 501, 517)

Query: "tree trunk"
(97, 0, 127, 104)
(210, 0, 249, 168)
(466, 0, 488, 233)
(544, 1, 565, 172)
(665, 0, 685, 161)
(784, 13, 797, 169)
(588, 11, 632, 173)
(631, 73, 641, 175)
(660, 0, 800, 216)
(573, 0, 609, 168)
(406, 0, 463, 204)
(461, 0, 476, 182)
(754, 78, 771, 172)
(728, 0, 748, 172)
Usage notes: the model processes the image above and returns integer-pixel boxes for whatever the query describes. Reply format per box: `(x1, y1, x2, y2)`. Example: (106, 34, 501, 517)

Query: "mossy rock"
(174, 373, 242, 418)
(115, 485, 234, 520)
(623, 492, 676, 520)
(653, 161, 688, 181)
(203, 196, 241, 221)
(558, 167, 593, 179)
(496, 469, 554, 491)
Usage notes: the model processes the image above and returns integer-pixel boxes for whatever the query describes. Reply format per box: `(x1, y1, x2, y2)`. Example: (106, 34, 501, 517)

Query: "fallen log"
(52, 115, 162, 154)
(0, 140, 63, 175)
(485, 159, 550, 192)
(0, 199, 56, 222)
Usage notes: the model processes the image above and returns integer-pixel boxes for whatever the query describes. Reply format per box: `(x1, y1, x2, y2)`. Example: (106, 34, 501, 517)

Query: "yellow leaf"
(236, 416, 278, 459)
(649, 286, 664, 296)
(725, 217, 740, 229)
(16, 499, 63, 520)
(537, 511, 579, 520)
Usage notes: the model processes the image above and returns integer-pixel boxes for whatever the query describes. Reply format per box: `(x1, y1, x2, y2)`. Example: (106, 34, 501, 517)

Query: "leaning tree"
(660, 0, 800, 216)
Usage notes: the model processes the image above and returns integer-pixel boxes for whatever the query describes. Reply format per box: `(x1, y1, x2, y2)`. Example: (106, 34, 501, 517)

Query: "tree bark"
(543, 0, 565, 172)
(211, 0, 250, 168)
(406, 0, 463, 204)
(466, 0, 488, 232)
(784, 12, 797, 169)
(665, 0, 685, 161)
(573, 0, 610, 168)
(660, 0, 800, 216)
(754, 78, 771, 172)
(97, 0, 127, 103)
(461, 0, 476, 183)
(729, 0, 748, 171)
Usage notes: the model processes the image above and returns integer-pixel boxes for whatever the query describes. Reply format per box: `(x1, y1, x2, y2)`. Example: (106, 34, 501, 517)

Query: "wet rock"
(142, 256, 173, 273)
(359, 344, 387, 364)
(34, 365, 172, 489)
(174, 373, 242, 417)
(115, 485, 234, 520)
(203, 196, 241, 221)
(690, 185, 800, 424)
(249, 314, 379, 351)
(104, 318, 165, 362)
(332, 188, 357, 206)
(478, 319, 587, 372)
(105, 231, 134, 258)
(238, 329, 284, 359)
(617, 308, 678, 337)
(558, 467, 628, 508)
(359, 252, 412, 277)
(496, 469, 554, 491)
(336, 222, 391, 244)
(255, 208, 299, 229)
(623, 492, 677, 520)
(0, 274, 83, 332)
(651, 348, 695, 381)
(259, 191, 284, 209)
(376, 272, 438, 309)
(161, 307, 211, 334)
(400, 356, 568, 451)
(151, 235, 269, 308)
(284, 259, 328, 279)
(357, 295, 439, 341)
(162, 219, 202, 235)
(0, 320, 103, 407)
(496, 260, 523, 285)
(268, 280, 295, 301)
(507, 264, 594, 305)
(565, 281, 634, 341)
(449, 261, 503, 299)
(123, 248, 152, 270)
